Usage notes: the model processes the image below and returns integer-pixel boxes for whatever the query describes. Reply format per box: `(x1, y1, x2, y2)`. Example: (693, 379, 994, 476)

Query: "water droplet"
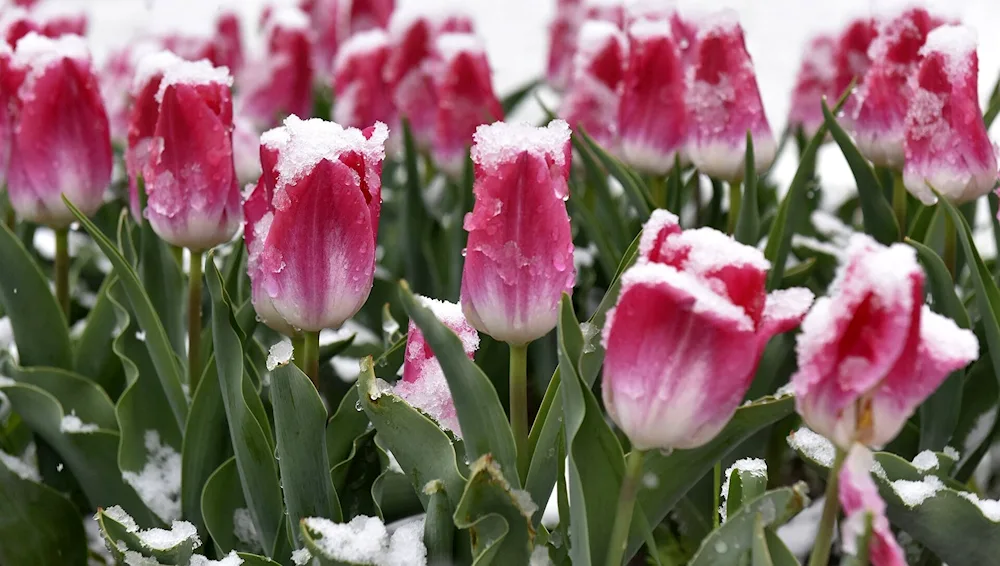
(642, 472, 659, 489)
(714, 541, 727, 554)
(355, 400, 363, 411)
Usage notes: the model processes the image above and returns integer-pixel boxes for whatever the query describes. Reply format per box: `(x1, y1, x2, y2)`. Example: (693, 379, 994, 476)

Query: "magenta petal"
(755, 288, 815, 357)
(334, 30, 396, 132)
(559, 20, 626, 153)
(839, 444, 908, 566)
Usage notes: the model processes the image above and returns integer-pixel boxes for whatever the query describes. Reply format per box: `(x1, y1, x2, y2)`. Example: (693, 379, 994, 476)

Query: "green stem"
(510, 343, 530, 481)
(292, 334, 307, 374)
(303, 330, 320, 389)
(943, 209, 957, 279)
(188, 250, 203, 394)
(892, 171, 907, 238)
(604, 449, 646, 566)
(727, 180, 743, 235)
(807, 447, 848, 566)
(54, 227, 70, 319)
(713, 461, 722, 529)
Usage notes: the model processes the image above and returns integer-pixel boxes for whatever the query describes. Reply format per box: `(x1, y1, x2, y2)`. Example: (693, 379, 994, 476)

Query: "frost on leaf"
(266, 340, 294, 371)
(303, 515, 427, 566)
(718, 458, 767, 523)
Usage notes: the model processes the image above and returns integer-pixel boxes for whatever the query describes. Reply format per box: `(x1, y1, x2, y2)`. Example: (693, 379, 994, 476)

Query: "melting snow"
(13, 31, 90, 69)
(787, 427, 835, 468)
(266, 340, 294, 371)
(302, 515, 427, 566)
(122, 430, 182, 523)
(891, 475, 945, 507)
(911, 450, 940, 472)
(922, 25, 977, 81)
(132, 50, 184, 92)
(233, 508, 261, 551)
(189, 552, 244, 566)
(719, 458, 768, 523)
(0, 444, 40, 482)
(155, 59, 233, 103)
(291, 548, 313, 566)
(471, 119, 571, 171)
(60, 411, 101, 434)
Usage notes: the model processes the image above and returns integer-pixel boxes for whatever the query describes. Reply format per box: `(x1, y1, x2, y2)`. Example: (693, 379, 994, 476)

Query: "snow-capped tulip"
(792, 236, 979, 449)
(240, 7, 314, 128)
(244, 116, 388, 332)
(903, 25, 997, 205)
(333, 29, 395, 131)
(839, 444, 907, 566)
(460, 120, 575, 345)
(346, 0, 396, 36)
(560, 19, 627, 152)
(34, 6, 87, 39)
(7, 33, 112, 227)
(143, 60, 241, 250)
(395, 296, 479, 436)
(686, 11, 776, 181)
(583, 0, 625, 28)
(833, 17, 878, 120)
(432, 33, 503, 177)
(618, 19, 687, 174)
(603, 210, 814, 450)
(545, 0, 582, 90)
(787, 35, 837, 139)
(299, 0, 340, 79)
(853, 9, 944, 168)
(0, 8, 38, 47)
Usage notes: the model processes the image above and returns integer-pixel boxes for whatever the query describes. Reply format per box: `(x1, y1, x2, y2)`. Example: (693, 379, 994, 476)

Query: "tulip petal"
(839, 444, 908, 566)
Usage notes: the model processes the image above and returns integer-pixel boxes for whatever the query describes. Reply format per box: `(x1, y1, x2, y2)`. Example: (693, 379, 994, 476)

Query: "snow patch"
(719, 458, 767, 523)
(155, 59, 232, 103)
(891, 475, 945, 507)
(60, 411, 101, 434)
(302, 515, 427, 566)
(233, 508, 261, 551)
(0, 445, 40, 482)
(787, 427, 835, 468)
(471, 119, 571, 171)
(266, 340, 294, 371)
(911, 450, 939, 472)
(122, 430, 182, 523)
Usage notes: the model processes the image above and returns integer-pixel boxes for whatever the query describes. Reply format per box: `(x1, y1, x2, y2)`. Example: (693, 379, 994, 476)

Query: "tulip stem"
(303, 331, 320, 389)
(605, 449, 645, 566)
(892, 171, 907, 237)
(807, 447, 847, 566)
(510, 343, 530, 481)
(54, 227, 70, 319)
(713, 461, 722, 528)
(188, 250, 203, 394)
(727, 180, 743, 235)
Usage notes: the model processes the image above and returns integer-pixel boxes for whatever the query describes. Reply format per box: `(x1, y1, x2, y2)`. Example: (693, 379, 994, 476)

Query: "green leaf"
(764, 529, 801, 566)
(822, 99, 898, 244)
(5, 365, 117, 431)
(751, 514, 774, 566)
(424, 480, 456, 565)
(0, 457, 87, 566)
(726, 462, 769, 522)
(398, 281, 519, 487)
(65, 197, 188, 429)
(984, 70, 1000, 129)
(73, 276, 124, 392)
(138, 178, 186, 358)
(205, 256, 285, 557)
(357, 357, 466, 508)
(735, 131, 760, 246)
(270, 360, 341, 546)
(96, 506, 199, 564)
(453, 455, 536, 565)
(501, 79, 540, 115)
(400, 119, 435, 296)
(326, 387, 372, 488)
(202, 457, 264, 554)
(689, 486, 809, 566)
(0, 223, 73, 370)
(574, 128, 653, 219)
(182, 354, 231, 539)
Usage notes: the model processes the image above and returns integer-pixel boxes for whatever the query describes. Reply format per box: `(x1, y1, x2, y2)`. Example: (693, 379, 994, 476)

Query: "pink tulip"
(395, 296, 479, 436)
(143, 59, 241, 250)
(686, 11, 776, 181)
(787, 35, 837, 139)
(792, 235, 978, 449)
(903, 25, 997, 205)
(7, 33, 112, 227)
(853, 9, 946, 168)
(583, 0, 625, 28)
(839, 444, 907, 566)
(333, 29, 395, 132)
(431, 32, 503, 177)
(560, 19, 627, 152)
(833, 17, 879, 122)
(0, 43, 12, 188)
(0, 7, 38, 48)
(33, 6, 87, 39)
(545, 0, 582, 90)
(244, 116, 388, 332)
(346, 0, 396, 37)
(603, 210, 813, 450)
(298, 0, 341, 79)
(232, 115, 262, 185)
(460, 120, 575, 345)
(618, 18, 687, 174)
(239, 6, 314, 129)
(214, 11, 245, 76)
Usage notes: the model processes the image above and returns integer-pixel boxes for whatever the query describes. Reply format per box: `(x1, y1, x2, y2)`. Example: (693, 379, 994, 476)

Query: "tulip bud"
(903, 25, 997, 205)
(333, 29, 395, 131)
(838, 444, 908, 565)
(460, 120, 575, 345)
(833, 17, 878, 121)
(686, 11, 776, 181)
(239, 7, 314, 128)
(244, 116, 388, 333)
(431, 32, 503, 177)
(618, 19, 687, 175)
(545, 0, 582, 90)
(787, 35, 837, 139)
(7, 33, 112, 227)
(853, 9, 945, 168)
(215, 11, 244, 76)
(603, 210, 813, 450)
(298, 0, 340, 80)
(0, 7, 39, 47)
(395, 296, 479, 436)
(560, 19, 627, 152)
(793, 235, 979, 449)
(143, 59, 241, 250)
(346, 0, 396, 37)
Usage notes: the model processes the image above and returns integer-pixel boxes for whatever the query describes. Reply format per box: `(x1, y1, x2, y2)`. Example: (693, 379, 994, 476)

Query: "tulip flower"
(346, 0, 395, 36)
(583, 0, 625, 28)
(0, 43, 12, 196)
(603, 210, 814, 451)
(214, 11, 244, 76)
(333, 29, 396, 133)
(232, 115, 263, 184)
(545, 0, 582, 90)
(239, 6, 314, 128)
(244, 115, 388, 381)
(618, 18, 687, 175)
(99, 41, 161, 147)
(298, 0, 340, 79)
(394, 296, 479, 436)
(0, 7, 38, 47)
(833, 17, 878, 121)
(686, 11, 776, 182)
(560, 19, 627, 152)
(839, 444, 907, 566)
(903, 25, 997, 205)
(33, 6, 87, 39)
(853, 9, 945, 169)
(431, 32, 503, 177)
(787, 35, 837, 140)
(792, 235, 978, 450)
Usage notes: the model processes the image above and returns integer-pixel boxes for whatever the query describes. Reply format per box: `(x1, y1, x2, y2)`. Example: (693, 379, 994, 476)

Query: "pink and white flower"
(559, 19, 627, 152)
(839, 444, 908, 566)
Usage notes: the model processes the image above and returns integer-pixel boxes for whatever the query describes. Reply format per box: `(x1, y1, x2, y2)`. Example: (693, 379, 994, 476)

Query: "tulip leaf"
(137, 177, 186, 358)
(821, 99, 899, 244)
(735, 131, 761, 246)
(357, 357, 466, 508)
(96, 506, 199, 564)
(452, 454, 536, 565)
(501, 78, 540, 115)
(0, 223, 73, 370)
(424, 480, 456, 565)
(688, 485, 809, 566)
(984, 70, 1000, 129)
(205, 256, 285, 557)
(327, 387, 376, 497)
(73, 276, 125, 393)
(907, 203, 935, 242)
(726, 462, 769, 522)
(398, 281, 519, 487)
(0, 455, 87, 566)
(400, 119, 435, 296)
(764, 528, 801, 566)
(625, 394, 795, 559)
(202, 457, 266, 554)
(5, 365, 117, 432)
(64, 197, 188, 429)
(751, 514, 774, 566)
(575, 127, 653, 219)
